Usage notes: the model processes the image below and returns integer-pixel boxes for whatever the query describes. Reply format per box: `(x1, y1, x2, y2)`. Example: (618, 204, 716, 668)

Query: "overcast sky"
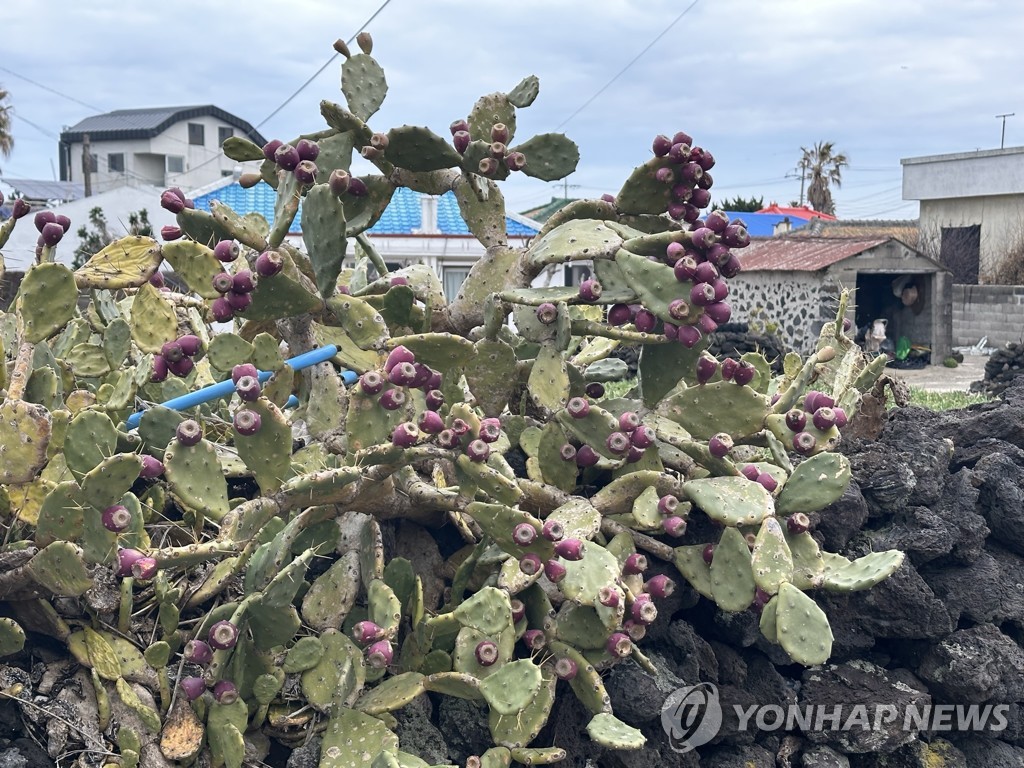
(2, 0, 1021, 222)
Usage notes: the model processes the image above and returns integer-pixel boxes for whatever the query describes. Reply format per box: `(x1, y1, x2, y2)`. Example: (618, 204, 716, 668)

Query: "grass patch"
(903, 387, 992, 411)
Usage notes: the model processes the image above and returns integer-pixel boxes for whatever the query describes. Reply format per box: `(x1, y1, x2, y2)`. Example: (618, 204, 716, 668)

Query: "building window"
(443, 267, 471, 301)
(218, 126, 234, 146)
(167, 155, 185, 174)
(564, 264, 592, 286)
(188, 123, 205, 146)
(108, 153, 124, 173)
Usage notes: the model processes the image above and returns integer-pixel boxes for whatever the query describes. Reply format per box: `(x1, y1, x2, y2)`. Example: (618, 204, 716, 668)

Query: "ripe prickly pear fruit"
(436, 429, 459, 449)
(131, 557, 158, 580)
(803, 390, 834, 412)
(353, 621, 386, 646)
(168, 356, 195, 378)
(812, 407, 837, 430)
(208, 621, 240, 650)
(554, 657, 578, 681)
(664, 322, 678, 341)
(633, 308, 657, 334)
(231, 270, 254, 294)
(523, 630, 546, 651)
(597, 586, 620, 608)
(161, 190, 186, 214)
(668, 299, 691, 322)
(566, 397, 590, 419)
(677, 325, 702, 348)
(690, 282, 716, 307)
(418, 410, 445, 434)
(504, 151, 527, 171)
(475, 640, 499, 667)
(275, 144, 300, 171)
(213, 240, 239, 262)
(452, 130, 471, 154)
(662, 516, 687, 537)
(213, 680, 239, 704)
(519, 553, 543, 575)
(234, 409, 262, 436)
(793, 431, 817, 455)
(576, 445, 600, 467)
(652, 134, 673, 157)
(607, 303, 632, 326)
(388, 361, 417, 387)
(645, 574, 675, 599)
(702, 544, 715, 565)
(578, 279, 602, 302)
(544, 559, 567, 583)
(179, 676, 207, 701)
(139, 455, 164, 479)
(379, 388, 406, 411)
(391, 422, 420, 447)
(785, 409, 807, 432)
(211, 297, 234, 322)
(623, 553, 648, 575)
(255, 250, 284, 277)
(175, 419, 202, 446)
(631, 594, 658, 624)
(366, 640, 393, 669)
(721, 358, 739, 381)
(833, 407, 849, 428)
(554, 538, 584, 561)
(295, 138, 320, 161)
(696, 353, 719, 384)
(756, 472, 779, 493)
(542, 519, 565, 542)
(627, 445, 645, 463)
(740, 463, 760, 481)
(722, 223, 750, 248)
(151, 355, 169, 382)
(479, 418, 502, 443)
(709, 432, 733, 459)
(385, 345, 415, 373)
(512, 523, 537, 546)
(294, 159, 318, 184)
(606, 431, 631, 456)
(184, 639, 213, 665)
(465, 439, 489, 462)
(631, 425, 656, 449)
(102, 505, 132, 533)
(694, 261, 719, 284)
(225, 290, 252, 312)
(510, 599, 526, 623)
(658, 495, 678, 516)
(357, 371, 384, 395)
(787, 512, 811, 535)
(117, 549, 145, 577)
(177, 335, 202, 357)
(535, 302, 558, 325)
(698, 313, 719, 336)
(262, 139, 283, 161)
(235, 375, 261, 402)
(674, 255, 699, 282)
(161, 340, 184, 364)
(732, 361, 756, 386)
(607, 632, 632, 658)
(618, 412, 640, 433)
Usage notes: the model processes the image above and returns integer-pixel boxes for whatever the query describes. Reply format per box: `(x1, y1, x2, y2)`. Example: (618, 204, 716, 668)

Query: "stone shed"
(730, 236, 952, 361)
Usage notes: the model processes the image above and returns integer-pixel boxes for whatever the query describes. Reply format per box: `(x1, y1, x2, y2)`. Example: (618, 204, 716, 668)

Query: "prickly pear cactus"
(0, 32, 900, 767)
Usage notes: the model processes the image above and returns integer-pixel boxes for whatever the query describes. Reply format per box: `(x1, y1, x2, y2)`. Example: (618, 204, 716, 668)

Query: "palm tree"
(0, 87, 13, 173)
(800, 141, 848, 216)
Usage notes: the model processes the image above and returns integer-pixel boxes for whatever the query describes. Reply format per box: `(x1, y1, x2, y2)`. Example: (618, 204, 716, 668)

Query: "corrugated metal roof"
(756, 203, 836, 221)
(60, 105, 266, 146)
(738, 236, 891, 271)
(191, 182, 540, 237)
(1, 178, 85, 202)
(793, 217, 920, 245)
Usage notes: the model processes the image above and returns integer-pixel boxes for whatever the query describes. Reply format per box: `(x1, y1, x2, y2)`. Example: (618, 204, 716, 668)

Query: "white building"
(59, 105, 265, 194)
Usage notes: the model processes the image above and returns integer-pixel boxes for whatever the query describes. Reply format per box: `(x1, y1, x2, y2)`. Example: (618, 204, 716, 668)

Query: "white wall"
(917, 194, 1024, 280)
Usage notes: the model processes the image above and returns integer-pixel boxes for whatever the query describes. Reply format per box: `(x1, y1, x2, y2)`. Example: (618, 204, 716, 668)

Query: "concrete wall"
(952, 284, 1024, 347)
(917, 194, 1024, 280)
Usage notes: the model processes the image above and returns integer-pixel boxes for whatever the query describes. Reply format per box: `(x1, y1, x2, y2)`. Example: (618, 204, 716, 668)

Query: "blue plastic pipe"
(125, 344, 357, 430)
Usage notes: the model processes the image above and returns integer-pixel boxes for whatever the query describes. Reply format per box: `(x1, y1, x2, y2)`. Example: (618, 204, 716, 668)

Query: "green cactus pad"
(80, 452, 142, 509)
(221, 135, 265, 162)
(453, 176, 508, 249)
(163, 436, 230, 521)
(34, 481, 86, 547)
(468, 92, 516, 144)
(488, 668, 555, 749)
(159, 240, 223, 300)
(128, 282, 177, 353)
(683, 476, 773, 527)
(528, 218, 623, 268)
(101, 317, 132, 369)
(0, 618, 26, 657)
(510, 747, 566, 765)
(552, 603, 608, 650)
(234, 398, 293, 493)
(65, 343, 111, 378)
(389, 333, 477, 372)
(751, 517, 794, 595)
(19, 263, 78, 343)
(206, 699, 248, 768)
(586, 712, 646, 750)
(555, 403, 620, 461)
(301, 628, 365, 713)
(759, 595, 779, 644)
(28, 541, 93, 596)
(174, 206, 230, 246)
(63, 409, 117, 478)
(74, 236, 161, 290)
(354, 672, 426, 715)
(560, 541, 620, 607)
(465, 502, 555, 561)
(453, 625, 513, 679)
(821, 550, 905, 592)
(368, 578, 403, 637)
(422, 671, 483, 701)
(206, 333, 253, 372)
(775, 582, 833, 666)
(479, 659, 543, 716)
(246, 260, 324, 321)
(302, 551, 360, 631)
(342, 53, 388, 121)
(535, 421, 575, 493)
(507, 75, 540, 108)
(630, 485, 663, 529)
(463, 339, 518, 418)
(775, 452, 851, 515)
(384, 125, 462, 172)
(326, 294, 389, 350)
(115, 678, 161, 733)
(479, 747, 513, 768)
(784, 530, 825, 590)
(528, 342, 569, 413)
(510, 133, 580, 182)
(0, 400, 51, 484)
(453, 586, 513, 634)
(658, 380, 770, 440)
(710, 526, 756, 612)
(303, 182, 349, 299)
(615, 156, 675, 215)
(583, 357, 629, 383)
(211, 202, 269, 252)
(284, 636, 326, 674)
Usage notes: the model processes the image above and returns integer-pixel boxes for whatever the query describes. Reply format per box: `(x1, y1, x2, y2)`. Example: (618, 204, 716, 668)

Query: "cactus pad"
(683, 476, 773, 527)
(586, 712, 646, 750)
(821, 550, 905, 592)
(19, 263, 78, 343)
(750, 517, 794, 595)
(658, 380, 769, 440)
(709, 526, 756, 612)
(354, 672, 425, 715)
(479, 659, 543, 715)
(163, 436, 230, 521)
(0, 400, 51, 484)
(775, 582, 833, 666)
(775, 451, 851, 515)
(74, 236, 161, 289)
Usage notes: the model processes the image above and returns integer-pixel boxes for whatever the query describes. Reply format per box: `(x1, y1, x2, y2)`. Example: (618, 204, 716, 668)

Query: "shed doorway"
(854, 272, 934, 366)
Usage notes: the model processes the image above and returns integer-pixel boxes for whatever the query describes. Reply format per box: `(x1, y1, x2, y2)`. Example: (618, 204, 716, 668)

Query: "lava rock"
(846, 447, 917, 518)
(847, 738, 967, 768)
(802, 745, 851, 768)
(947, 736, 1024, 768)
(813, 478, 869, 552)
(605, 650, 686, 724)
(972, 453, 1024, 555)
(667, 619, 720, 683)
(923, 546, 1024, 626)
(284, 735, 321, 768)
(435, 696, 490, 761)
(701, 743, 776, 767)
(917, 624, 1024, 703)
(393, 695, 451, 764)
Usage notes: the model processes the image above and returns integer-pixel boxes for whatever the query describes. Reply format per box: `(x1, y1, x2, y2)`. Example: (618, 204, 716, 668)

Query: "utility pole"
(996, 113, 1014, 149)
(797, 156, 808, 207)
(82, 133, 93, 197)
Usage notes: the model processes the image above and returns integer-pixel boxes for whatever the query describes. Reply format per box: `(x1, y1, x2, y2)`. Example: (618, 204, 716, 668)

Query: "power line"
(0, 65, 102, 112)
(556, 0, 701, 131)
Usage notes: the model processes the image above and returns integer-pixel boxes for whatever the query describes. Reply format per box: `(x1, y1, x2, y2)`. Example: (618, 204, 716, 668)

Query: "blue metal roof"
(721, 211, 810, 238)
(191, 182, 539, 238)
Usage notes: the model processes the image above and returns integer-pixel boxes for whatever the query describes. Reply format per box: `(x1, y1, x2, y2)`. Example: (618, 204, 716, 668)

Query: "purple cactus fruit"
(663, 322, 679, 341)
(226, 290, 252, 313)
(784, 409, 807, 433)
(690, 227, 717, 251)
(607, 303, 632, 326)
(230, 270, 254, 294)
(702, 544, 715, 565)
(722, 223, 750, 248)
(56, 216, 71, 234)
(708, 433, 734, 459)
(262, 139, 283, 161)
(668, 299, 691, 323)
(424, 389, 445, 411)
(409, 363, 434, 389)
(510, 599, 526, 623)
(211, 297, 234, 323)
(623, 553, 648, 575)
(436, 429, 459, 450)
(554, 656, 578, 681)
(633, 309, 657, 334)
(519, 552, 543, 576)
(662, 516, 688, 537)
(704, 301, 733, 325)
(184, 639, 213, 665)
(578, 278, 602, 302)
(325, 168, 352, 197)
(672, 129, 694, 147)
(535, 302, 558, 325)
(652, 134, 673, 157)
(690, 282, 716, 307)
(787, 513, 811, 535)
(475, 640, 499, 667)
(213, 680, 239, 704)
(690, 188, 712, 208)
(176, 335, 202, 358)
(102, 504, 132, 533)
(793, 431, 817, 455)
(379, 388, 406, 411)
(600, 193, 616, 203)
(33, 210, 57, 232)
(752, 587, 772, 613)
(255, 250, 284, 278)
(732, 361, 756, 387)
(213, 239, 240, 263)
(465, 439, 490, 463)
(697, 313, 718, 336)
(12, 198, 30, 219)
(655, 166, 676, 184)
(512, 523, 537, 546)
(294, 159, 318, 184)
(161, 226, 184, 241)
(149, 271, 165, 288)
(179, 676, 207, 701)
(719, 254, 743, 279)
(151, 355, 169, 383)
(631, 425, 656, 450)
(598, 586, 620, 608)
(721, 358, 739, 381)
(366, 639, 394, 669)
(807, 390, 835, 411)
(356, 371, 384, 396)
(274, 143, 301, 171)
(626, 445, 644, 463)
(607, 632, 632, 659)
(505, 151, 528, 172)
(678, 161, 702, 186)
(479, 419, 502, 443)
(477, 157, 498, 176)
(677, 325, 703, 348)
(645, 574, 676, 599)
(211, 272, 234, 295)
(233, 409, 262, 436)
(658, 495, 679, 517)
(384, 345, 416, 373)
(175, 419, 202, 446)
(812, 407, 837, 431)
(631, 594, 658, 625)
(710, 279, 730, 303)
(575, 445, 600, 467)
(295, 138, 320, 161)
(740, 463, 760, 481)
(347, 177, 368, 197)
(694, 261, 720, 285)
(667, 202, 687, 221)
(353, 621, 386, 646)
(449, 118, 470, 136)
(542, 519, 565, 542)
(131, 557, 158, 580)
(168, 356, 195, 378)
(586, 382, 606, 399)
(554, 538, 584, 561)
(617, 412, 640, 433)
(388, 361, 418, 387)
(664, 241, 686, 265)
(756, 472, 779, 493)
(673, 255, 700, 283)
(706, 243, 732, 267)
(235, 375, 262, 402)
(41, 221, 65, 247)
(704, 209, 730, 233)
(418, 410, 445, 435)
(208, 620, 239, 650)
(450, 130, 471, 155)
(160, 189, 186, 213)
(606, 431, 631, 456)
(488, 141, 507, 160)
(566, 397, 590, 419)
(523, 629, 546, 651)
(544, 559, 567, 583)
(833, 407, 849, 428)
(551, 442, 575, 464)
(139, 455, 164, 479)
(623, 619, 647, 643)
(695, 353, 719, 385)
